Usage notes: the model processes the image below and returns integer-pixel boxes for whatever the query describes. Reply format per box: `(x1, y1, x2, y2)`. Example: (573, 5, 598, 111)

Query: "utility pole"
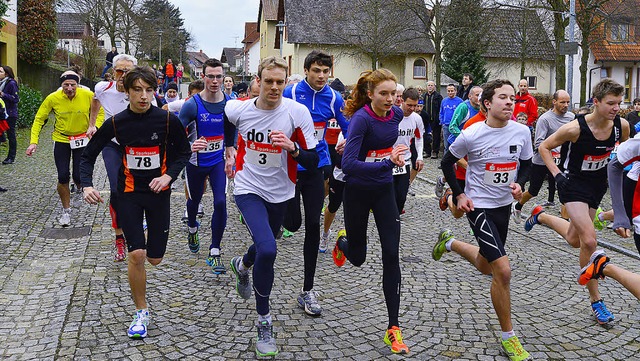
(276, 21, 285, 58)
(567, 0, 576, 105)
(158, 30, 163, 67)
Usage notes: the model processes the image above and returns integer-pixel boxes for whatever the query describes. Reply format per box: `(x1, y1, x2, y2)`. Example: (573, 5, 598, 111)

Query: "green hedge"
(17, 84, 43, 128)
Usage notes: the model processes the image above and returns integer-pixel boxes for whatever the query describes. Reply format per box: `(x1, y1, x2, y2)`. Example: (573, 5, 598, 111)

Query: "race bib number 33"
(484, 162, 517, 185)
(245, 140, 282, 167)
(125, 146, 161, 170)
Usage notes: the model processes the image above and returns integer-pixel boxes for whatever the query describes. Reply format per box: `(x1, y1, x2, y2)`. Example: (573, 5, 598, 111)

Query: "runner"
(510, 90, 574, 224)
(179, 58, 230, 274)
(224, 56, 318, 357)
(393, 87, 424, 214)
(90, 54, 144, 261)
(524, 79, 630, 326)
(433, 79, 533, 361)
(331, 68, 410, 354)
(26, 70, 102, 227)
(282, 51, 348, 316)
(80, 66, 191, 339)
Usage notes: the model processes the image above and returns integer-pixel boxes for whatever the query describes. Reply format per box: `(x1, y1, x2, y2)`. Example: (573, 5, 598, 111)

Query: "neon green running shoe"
(433, 229, 454, 261)
(593, 207, 607, 231)
(282, 228, 294, 238)
(501, 336, 531, 361)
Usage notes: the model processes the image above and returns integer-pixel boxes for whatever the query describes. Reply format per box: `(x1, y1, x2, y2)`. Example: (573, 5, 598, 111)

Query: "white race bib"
(483, 162, 517, 186)
(200, 135, 223, 153)
(552, 151, 561, 166)
(69, 134, 89, 149)
(244, 140, 282, 168)
(393, 164, 409, 176)
(365, 147, 392, 163)
(313, 121, 326, 141)
(125, 146, 161, 170)
(581, 153, 609, 171)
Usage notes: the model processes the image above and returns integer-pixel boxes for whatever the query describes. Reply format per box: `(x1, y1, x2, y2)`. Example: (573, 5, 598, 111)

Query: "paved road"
(1, 124, 640, 360)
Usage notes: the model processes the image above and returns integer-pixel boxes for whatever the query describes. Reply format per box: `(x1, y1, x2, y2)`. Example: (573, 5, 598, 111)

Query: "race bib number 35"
(125, 146, 161, 170)
(69, 134, 89, 149)
(484, 162, 517, 185)
(365, 147, 392, 163)
(245, 140, 282, 167)
(582, 153, 609, 171)
(200, 135, 223, 153)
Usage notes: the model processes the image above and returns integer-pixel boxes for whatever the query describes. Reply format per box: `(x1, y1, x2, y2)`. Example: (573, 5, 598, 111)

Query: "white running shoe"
(510, 202, 522, 224)
(319, 230, 331, 253)
(59, 211, 71, 227)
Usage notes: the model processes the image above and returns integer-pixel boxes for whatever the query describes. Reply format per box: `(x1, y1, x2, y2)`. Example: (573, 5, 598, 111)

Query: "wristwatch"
(289, 143, 299, 156)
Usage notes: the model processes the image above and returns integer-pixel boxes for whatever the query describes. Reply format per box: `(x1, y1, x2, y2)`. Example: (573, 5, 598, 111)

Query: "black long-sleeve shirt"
(80, 106, 191, 193)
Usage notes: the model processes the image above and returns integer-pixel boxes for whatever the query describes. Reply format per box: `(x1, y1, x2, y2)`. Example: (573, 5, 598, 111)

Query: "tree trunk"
(579, 41, 590, 105)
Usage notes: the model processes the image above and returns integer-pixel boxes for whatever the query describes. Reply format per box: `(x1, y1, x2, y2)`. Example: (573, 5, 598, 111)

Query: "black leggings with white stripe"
(466, 205, 511, 263)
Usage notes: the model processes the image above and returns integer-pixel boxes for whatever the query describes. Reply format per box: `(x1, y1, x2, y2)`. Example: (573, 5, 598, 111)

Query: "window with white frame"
(525, 76, 537, 90)
(413, 58, 427, 79)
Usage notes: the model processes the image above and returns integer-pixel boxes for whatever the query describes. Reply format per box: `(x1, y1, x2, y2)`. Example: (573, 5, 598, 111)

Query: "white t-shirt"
(94, 81, 128, 118)
(616, 134, 640, 181)
(225, 98, 318, 203)
(94, 81, 159, 118)
(449, 120, 533, 208)
(394, 112, 424, 161)
(333, 132, 346, 182)
(167, 98, 186, 114)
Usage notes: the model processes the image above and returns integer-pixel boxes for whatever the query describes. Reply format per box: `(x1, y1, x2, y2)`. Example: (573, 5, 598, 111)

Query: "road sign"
(559, 42, 579, 55)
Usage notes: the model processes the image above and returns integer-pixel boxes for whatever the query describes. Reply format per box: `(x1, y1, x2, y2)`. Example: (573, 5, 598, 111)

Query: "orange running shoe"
(384, 326, 409, 354)
(578, 249, 610, 286)
(113, 237, 127, 262)
(332, 229, 347, 267)
(439, 188, 452, 211)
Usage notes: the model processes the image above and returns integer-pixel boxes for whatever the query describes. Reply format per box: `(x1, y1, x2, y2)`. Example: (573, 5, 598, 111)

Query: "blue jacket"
(439, 96, 463, 126)
(283, 79, 348, 170)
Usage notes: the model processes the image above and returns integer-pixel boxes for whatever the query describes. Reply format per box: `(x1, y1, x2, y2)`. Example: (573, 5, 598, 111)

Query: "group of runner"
(25, 47, 640, 360)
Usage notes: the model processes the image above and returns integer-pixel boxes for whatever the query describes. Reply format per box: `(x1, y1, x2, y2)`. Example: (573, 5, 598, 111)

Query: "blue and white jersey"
(179, 93, 230, 167)
(283, 79, 348, 170)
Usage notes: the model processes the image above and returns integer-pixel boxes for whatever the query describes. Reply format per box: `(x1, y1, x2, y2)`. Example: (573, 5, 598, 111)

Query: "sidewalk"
(1, 126, 639, 360)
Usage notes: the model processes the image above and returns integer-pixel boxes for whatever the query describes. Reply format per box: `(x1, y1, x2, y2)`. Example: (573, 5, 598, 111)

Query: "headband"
(60, 72, 80, 84)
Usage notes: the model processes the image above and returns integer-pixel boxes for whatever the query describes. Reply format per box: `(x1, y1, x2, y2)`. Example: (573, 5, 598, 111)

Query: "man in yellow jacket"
(26, 70, 103, 226)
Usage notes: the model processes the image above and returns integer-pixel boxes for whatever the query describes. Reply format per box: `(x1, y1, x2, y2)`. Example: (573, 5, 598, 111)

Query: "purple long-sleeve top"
(1, 79, 18, 118)
(342, 104, 403, 185)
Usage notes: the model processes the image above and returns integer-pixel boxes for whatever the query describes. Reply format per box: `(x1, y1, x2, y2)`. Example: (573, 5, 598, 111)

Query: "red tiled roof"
(591, 41, 640, 62)
(242, 22, 259, 45)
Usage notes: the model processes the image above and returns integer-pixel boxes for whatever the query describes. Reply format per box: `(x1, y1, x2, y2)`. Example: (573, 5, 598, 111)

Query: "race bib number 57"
(484, 162, 517, 185)
(245, 139, 282, 167)
(125, 146, 160, 170)
(69, 134, 89, 149)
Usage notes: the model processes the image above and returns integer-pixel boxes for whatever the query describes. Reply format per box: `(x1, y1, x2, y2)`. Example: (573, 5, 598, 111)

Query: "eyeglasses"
(114, 69, 130, 75)
(203, 74, 224, 80)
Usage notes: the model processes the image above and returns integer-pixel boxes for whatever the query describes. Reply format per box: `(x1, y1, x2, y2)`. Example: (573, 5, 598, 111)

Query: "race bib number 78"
(125, 146, 161, 170)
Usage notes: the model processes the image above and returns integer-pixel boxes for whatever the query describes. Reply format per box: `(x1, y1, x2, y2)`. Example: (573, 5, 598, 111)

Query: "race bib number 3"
(69, 134, 89, 149)
(581, 153, 609, 171)
(245, 140, 282, 167)
(200, 135, 223, 153)
(484, 162, 517, 186)
(365, 147, 393, 163)
(125, 146, 161, 170)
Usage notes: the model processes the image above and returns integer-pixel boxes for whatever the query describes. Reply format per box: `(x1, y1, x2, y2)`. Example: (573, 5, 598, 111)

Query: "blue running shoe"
(591, 299, 615, 325)
(524, 205, 544, 232)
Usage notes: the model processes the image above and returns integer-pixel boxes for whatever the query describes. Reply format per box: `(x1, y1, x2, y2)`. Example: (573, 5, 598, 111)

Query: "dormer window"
(610, 22, 630, 42)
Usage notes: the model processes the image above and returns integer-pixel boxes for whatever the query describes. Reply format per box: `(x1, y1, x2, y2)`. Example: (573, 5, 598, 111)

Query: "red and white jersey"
(394, 112, 424, 161)
(225, 98, 318, 203)
(617, 134, 640, 182)
(449, 120, 533, 208)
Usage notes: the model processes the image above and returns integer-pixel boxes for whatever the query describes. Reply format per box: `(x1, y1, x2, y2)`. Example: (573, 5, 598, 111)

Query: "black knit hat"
(329, 78, 345, 92)
(166, 82, 178, 91)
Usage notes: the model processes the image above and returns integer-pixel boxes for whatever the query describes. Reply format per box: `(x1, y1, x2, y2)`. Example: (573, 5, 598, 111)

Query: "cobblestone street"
(1, 124, 640, 360)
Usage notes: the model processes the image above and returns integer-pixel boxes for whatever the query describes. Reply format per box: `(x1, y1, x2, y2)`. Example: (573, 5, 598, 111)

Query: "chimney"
(199, 49, 203, 53)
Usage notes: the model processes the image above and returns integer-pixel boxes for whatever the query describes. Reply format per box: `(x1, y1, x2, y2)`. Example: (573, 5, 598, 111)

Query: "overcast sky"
(170, 0, 261, 59)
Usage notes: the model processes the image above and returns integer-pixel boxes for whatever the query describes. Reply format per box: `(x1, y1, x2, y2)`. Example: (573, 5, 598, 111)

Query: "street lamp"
(275, 21, 285, 58)
(64, 40, 70, 68)
(158, 30, 163, 67)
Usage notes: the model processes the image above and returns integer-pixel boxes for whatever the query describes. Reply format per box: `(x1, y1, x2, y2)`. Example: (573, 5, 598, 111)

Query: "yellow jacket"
(30, 87, 104, 144)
